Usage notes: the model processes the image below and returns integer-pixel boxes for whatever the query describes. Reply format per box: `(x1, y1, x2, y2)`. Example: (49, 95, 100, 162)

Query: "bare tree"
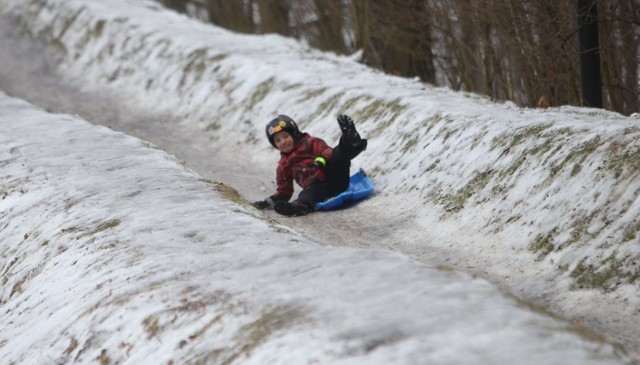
(159, 0, 640, 115)
(578, 0, 603, 108)
(599, 0, 640, 114)
(255, 0, 292, 36)
(160, 0, 187, 13)
(205, 0, 255, 33)
(353, 0, 436, 83)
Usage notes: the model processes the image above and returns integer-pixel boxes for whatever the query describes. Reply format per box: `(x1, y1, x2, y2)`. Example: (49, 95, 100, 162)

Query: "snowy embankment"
(1, 0, 639, 361)
(1, 94, 631, 364)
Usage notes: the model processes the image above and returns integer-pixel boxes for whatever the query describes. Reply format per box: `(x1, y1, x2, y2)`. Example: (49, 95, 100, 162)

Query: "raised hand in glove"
(337, 114, 353, 125)
(336, 114, 362, 145)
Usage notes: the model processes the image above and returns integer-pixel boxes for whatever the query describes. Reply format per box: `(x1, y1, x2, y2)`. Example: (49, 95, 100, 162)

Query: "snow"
(0, 0, 639, 363)
(3, 94, 631, 364)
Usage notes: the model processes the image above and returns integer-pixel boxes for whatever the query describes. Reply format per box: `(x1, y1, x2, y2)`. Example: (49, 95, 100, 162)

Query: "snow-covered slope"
(1, 0, 639, 362)
(2, 93, 631, 364)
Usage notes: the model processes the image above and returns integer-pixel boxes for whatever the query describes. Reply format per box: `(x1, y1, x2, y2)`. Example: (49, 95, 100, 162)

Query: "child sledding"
(253, 114, 368, 217)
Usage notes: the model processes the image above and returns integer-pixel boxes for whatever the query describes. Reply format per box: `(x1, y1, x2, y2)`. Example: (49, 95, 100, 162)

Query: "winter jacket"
(270, 133, 333, 202)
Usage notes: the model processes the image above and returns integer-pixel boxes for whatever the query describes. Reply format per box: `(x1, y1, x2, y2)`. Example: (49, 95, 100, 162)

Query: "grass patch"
(494, 125, 563, 179)
(316, 92, 345, 116)
(498, 153, 527, 180)
(528, 231, 556, 260)
(297, 87, 328, 103)
(9, 264, 46, 298)
(93, 219, 121, 234)
(400, 132, 419, 154)
(570, 163, 582, 177)
(247, 77, 275, 109)
(622, 220, 640, 242)
(492, 124, 552, 151)
(281, 83, 303, 92)
(342, 95, 374, 111)
(98, 349, 111, 365)
(142, 315, 161, 339)
(200, 179, 246, 205)
(178, 49, 208, 90)
(570, 256, 618, 291)
(439, 169, 494, 212)
(364, 98, 406, 139)
(606, 139, 640, 178)
(550, 136, 601, 177)
(195, 304, 306, 364)
(58, 219, 121, 242)
(56, 7, 85, 40)
(568, 253, 640, 290)
(215, 69, 233, 90)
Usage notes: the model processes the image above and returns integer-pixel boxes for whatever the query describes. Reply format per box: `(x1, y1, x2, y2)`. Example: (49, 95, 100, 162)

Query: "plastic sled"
(316, 168, 374, 211)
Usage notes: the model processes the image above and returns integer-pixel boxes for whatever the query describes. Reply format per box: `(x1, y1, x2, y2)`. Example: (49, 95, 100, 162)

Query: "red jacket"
(271, 133, 333, 201)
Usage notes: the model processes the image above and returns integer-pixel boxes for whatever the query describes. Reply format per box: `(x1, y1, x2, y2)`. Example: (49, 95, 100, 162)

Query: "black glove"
(252, 199, 272, 210)
(337, 114, 353, 125)
(337, 114, 362, 145)
(313, 156, 327, 168)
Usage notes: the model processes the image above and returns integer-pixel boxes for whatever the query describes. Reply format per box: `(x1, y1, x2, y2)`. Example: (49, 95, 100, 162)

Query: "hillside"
(1, 0, 639, 363)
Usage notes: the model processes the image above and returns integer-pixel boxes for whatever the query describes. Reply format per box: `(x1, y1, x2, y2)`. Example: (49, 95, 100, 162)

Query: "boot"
(274, 201, 313, 217)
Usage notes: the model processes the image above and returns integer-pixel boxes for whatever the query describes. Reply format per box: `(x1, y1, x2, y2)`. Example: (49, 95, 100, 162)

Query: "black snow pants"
(296, 136, 366, 207)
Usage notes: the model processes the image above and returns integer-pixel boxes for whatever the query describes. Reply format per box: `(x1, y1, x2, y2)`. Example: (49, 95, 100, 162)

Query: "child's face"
(273, 131, 294, 153)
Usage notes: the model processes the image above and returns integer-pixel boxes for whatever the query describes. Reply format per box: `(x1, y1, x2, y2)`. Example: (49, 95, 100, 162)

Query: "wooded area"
(160, 0, 640, 115)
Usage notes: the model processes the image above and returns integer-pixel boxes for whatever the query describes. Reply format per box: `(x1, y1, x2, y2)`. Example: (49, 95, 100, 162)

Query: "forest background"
(159, 0, 639, 116)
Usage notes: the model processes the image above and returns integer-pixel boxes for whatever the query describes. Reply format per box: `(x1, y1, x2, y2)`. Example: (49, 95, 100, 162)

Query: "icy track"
(0, 0, 639, 363)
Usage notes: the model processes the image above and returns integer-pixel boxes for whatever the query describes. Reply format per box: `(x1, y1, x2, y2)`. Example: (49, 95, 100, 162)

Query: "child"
(253, 114, 367, 217)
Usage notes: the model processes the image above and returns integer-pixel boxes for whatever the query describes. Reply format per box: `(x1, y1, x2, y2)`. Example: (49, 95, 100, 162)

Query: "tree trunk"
(577, 0, 603, 108)
(256, 0, 291, 36)
(161, 0, 187, 13)
(206, 0, 255, 33)
(362, 0, 435, 83)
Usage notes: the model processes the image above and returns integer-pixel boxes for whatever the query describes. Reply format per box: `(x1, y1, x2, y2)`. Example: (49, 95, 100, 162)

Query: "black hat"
(265, 115, 303, 148)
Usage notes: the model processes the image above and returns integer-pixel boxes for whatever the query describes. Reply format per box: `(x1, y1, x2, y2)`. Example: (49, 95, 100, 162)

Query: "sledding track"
(1, 1, 640, 361)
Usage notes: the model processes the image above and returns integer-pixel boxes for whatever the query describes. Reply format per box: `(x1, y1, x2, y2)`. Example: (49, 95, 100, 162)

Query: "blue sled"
(316, 168, 374, 211)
